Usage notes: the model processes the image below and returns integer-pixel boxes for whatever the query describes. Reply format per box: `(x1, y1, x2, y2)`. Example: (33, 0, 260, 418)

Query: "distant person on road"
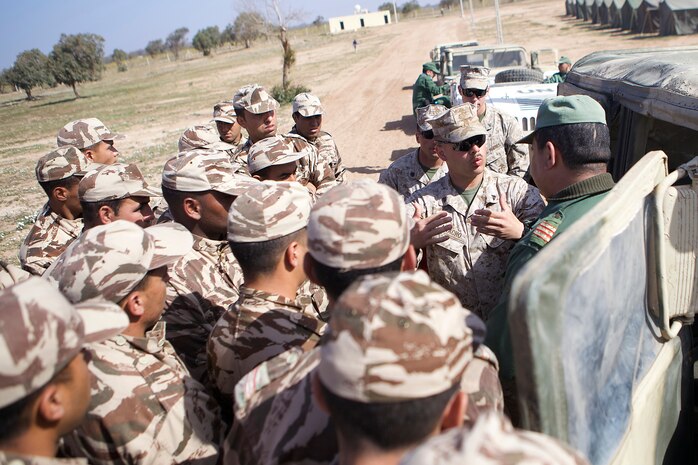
(459, 66, 529, 178)
(412, 62, 451, 111)
(485, 95, 614, 425)
(352, 38, 358, 52)
(544, 56, 573, 83)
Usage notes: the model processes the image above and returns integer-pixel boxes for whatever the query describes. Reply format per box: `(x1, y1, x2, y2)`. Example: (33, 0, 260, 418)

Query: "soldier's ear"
(292, 113, 300, 124)
(123, 292, 145, 319)
(310, 372, 330, 413)
(236, 114, 247, 130)
(52, 186, 69, 202)
(285, 241, 301, 269)
(182, 197, 202, 221)
(439, 390, 467, 432)
(36, 383, 66, 424)
(98, 205, 116, 224)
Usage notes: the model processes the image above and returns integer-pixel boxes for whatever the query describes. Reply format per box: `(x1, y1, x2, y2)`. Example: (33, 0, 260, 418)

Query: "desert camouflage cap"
(292, 92, 324, 117)
(35, 146, 92, 182)
(213, 100, 237, 123)
(416, 104, 448, 132)
(0, 277, 128, 409)
(79, 163, 161, 202)
(430, 103, 487, 144)
(233, 84, 280, 115)
(308, 180, 412, 270)
(400, 411, 590, 465)
(57, 118, 124, 149)
(179, 124, 236, 152)
(319, 270, 484, 403)
(162, 150, 258, 196)
(247, 135, 309, 174)
(228, 181, 312, 243)
(459, 65, 490, 91)
(46, 220, 192, 304)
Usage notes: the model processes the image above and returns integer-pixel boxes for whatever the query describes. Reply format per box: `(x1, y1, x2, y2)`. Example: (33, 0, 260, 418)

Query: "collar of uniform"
(480, 105, 495, 129)
(120, 321, 168, 354)
(443, 171, 489, 213)
(192, 234, 228, 253)
(0, 451, 89, 465)
(41, 202, 83, 229)
(548, 172, 615, 201)
(239, 286, 303, 310)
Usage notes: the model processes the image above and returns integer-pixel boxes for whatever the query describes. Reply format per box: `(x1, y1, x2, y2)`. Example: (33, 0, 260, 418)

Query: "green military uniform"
(413, 63, 450, 111)
(485, 173, 615, 380)
(544, 72, 567, 84)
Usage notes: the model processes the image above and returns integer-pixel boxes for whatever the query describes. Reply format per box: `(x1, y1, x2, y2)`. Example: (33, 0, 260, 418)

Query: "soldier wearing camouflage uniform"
(0, 278, 128, 465)
(79, 162, 160, 230)
(379, 104, 449, 198)
(57, 118, 123, 165)
(208, 182, 325, 413)
(289, 93, 346, 183)
(179, 124, 239, 156)
(458, 66, 529, 178)
(160, 150, 256, 384)
(233, 84, 338, 193)
(213, 100, 246, 147)
(406, 103, 545, 320)
(247, 134, 310, 183)
(400, 411, 591, 465)
(19, 147, 90, 276)
(224, 181, 503, 465)
(315, 270, 486, 465)
(46, 220, 224, 465)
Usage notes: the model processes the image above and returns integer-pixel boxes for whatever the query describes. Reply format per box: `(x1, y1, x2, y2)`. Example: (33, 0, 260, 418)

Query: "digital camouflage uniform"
(406, 104, 545, 320)
(160, 151, 255, 384)
(459, 66, 529, 178)
(19, 147, 90, 275)
(56, 118, 124, 149)
(400, 411, 591, 465)
(289, 93, 346, 183)
(0, 278, 128, 465)
(379, 104, 449, 198)
(208, 182, 325, 408)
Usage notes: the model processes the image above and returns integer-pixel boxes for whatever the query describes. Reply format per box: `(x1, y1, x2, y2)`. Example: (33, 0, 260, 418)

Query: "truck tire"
(494, 68, 544, 84)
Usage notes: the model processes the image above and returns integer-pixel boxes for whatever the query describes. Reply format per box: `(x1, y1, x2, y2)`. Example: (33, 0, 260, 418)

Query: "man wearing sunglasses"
(406, 103, 544, 321)
(379, 104, 449, 198)
(459, 66, 529, 179)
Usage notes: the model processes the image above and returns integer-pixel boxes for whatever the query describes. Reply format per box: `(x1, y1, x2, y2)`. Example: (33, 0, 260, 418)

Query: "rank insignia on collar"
(530, 211, 563, 247)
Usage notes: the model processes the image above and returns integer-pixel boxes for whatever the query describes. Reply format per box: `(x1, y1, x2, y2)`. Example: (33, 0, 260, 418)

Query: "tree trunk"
(71, 82, 80, 98)
(245, 39, 250, 49)
(280, 27, 293, 90)
(24, 88, 32, 100)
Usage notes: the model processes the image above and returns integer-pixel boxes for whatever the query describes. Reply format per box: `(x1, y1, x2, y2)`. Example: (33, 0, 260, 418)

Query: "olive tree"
(7, 49, 53, 100)
(145, 39, 166, 57)
(232, 12, 266, 48)
(112, 48, 128, 72)
(48, 33, 105, 98)
(166, 27, 189, 59)
(192, 26, 221, 56)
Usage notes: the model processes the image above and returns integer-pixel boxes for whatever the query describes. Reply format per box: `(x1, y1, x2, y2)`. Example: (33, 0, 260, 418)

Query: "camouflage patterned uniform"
(459, 66, 529, 178)
(289, 93, 346, 183)
(57, 118, 123, 149)
(178, 123, 242, 169)
(209, 182, 325, 406)
(62, 322, 224, 465)
(406, 104, 545, 319)
(378, 104, 449, 198)
(19, 147, 90, 275)
(0, 278, 128, 465)
(213, 100, 247, 148)
(159, 151, 254, 384)
(231, 84, 281, 170)
(79, 163, 161, 203)
(400, 411, 591, 465)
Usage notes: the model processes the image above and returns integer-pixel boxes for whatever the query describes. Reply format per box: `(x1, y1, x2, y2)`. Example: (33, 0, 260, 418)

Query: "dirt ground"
(1, 0, 695, 262)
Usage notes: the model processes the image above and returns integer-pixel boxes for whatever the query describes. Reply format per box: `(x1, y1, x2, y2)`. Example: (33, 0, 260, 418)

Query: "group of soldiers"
(0, 62, 614, 465)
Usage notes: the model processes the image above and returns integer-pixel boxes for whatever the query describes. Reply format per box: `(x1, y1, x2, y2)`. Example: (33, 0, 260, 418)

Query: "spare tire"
(494, 67, 544, 84)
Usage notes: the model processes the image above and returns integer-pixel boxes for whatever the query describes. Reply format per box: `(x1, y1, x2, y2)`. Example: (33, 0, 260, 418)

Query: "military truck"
(510, 47, 698, 465)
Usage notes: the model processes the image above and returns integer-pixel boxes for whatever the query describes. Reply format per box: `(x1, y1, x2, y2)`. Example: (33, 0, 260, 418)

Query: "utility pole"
(459, 0, 465, 17)
(494, 0, 504, 44)
(468, 0, 476, 37)
(393, 1, 399, 23)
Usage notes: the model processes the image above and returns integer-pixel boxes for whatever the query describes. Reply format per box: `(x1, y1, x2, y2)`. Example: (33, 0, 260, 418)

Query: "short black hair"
(38, 175, 80, 197)
(320, 381, 459, 451)
(308, 255, 403, 301)
(229, 229, 306, 282)
(0, 363, 73, 443)
(533, 122, 611, 170)
(81, 198, 123, 228)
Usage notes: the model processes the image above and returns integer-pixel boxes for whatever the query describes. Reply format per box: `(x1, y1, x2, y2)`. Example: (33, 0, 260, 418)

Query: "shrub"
(270, 84, 311, 104)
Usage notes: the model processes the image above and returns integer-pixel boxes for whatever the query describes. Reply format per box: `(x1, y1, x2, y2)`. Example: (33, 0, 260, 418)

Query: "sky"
(0, 0, 398, 69)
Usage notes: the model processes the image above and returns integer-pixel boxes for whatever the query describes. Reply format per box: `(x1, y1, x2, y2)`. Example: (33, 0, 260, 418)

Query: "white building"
(329, 10, 392, 34)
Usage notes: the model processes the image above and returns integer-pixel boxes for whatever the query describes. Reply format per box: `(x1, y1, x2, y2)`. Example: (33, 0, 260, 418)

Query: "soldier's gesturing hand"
(410, 203, 453, 249)
(470, 189, 524, 240)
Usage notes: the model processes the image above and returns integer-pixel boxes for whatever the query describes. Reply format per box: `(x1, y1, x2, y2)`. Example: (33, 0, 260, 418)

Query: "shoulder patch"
(529, 211, 563, 248)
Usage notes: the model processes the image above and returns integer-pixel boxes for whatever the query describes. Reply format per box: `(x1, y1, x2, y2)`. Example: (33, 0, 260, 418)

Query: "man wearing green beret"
(544, 56, 573, 83)
(412, 62, 451, 111)
(482, 95, 615, 425)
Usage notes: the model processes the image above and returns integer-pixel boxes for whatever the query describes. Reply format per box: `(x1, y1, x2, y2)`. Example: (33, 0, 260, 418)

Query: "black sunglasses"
(464, 88, 487, 98)
(455, 134, 486, 152)
(420, 129, 434, 140)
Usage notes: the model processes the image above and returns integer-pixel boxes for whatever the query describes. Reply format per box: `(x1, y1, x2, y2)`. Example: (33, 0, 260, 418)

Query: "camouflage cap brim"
(249, 151, 307, 174)
(74, 299, 130, 343)
(247, 99, 280, 115)
(212, 115, 236, 124)
(296, 106, 324, 117)
(435, 124, 488, 144)
(146, 222, 194, 269)
(461, 78, 489, 91)
(99, 132, 125, 142)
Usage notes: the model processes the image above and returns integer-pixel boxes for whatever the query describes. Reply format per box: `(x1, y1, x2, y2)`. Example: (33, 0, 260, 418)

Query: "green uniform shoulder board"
(530, 211, 564, 248)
